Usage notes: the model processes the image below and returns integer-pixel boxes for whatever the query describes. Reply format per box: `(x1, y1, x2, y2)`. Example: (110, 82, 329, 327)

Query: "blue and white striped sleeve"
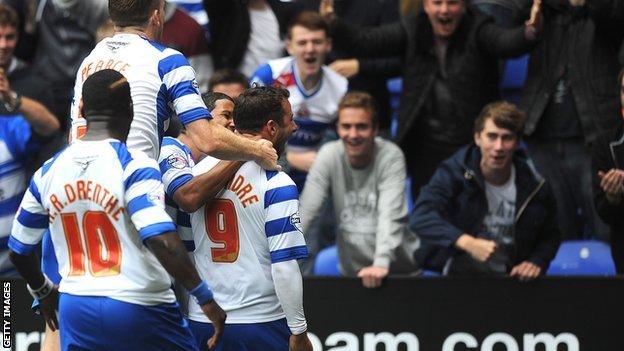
(158, 138, 193, 199)
(124, 155, 175, 242)
(250, 63, 273, 87)
(158, 51, 211, 125)
(9, 172, 48, 255)
(264, 172, 308, 264)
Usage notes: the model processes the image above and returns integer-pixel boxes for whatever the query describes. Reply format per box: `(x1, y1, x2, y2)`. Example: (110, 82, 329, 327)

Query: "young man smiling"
(411, 101, 561, 280)
(300, 92, 419, 288)
(251, 11, 348, 190)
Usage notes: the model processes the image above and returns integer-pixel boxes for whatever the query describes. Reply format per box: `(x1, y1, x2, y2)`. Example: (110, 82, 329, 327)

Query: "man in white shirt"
(70, 0, 278, 171)
(188, 86, 312, 351)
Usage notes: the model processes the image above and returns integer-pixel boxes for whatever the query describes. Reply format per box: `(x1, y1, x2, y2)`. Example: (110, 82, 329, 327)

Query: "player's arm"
(185, 119, 280, 170)
(173, 160, 243, 213)
(265, 174, 312, 350)
(8, 175, 59, 330)
(161, 53, 279, 170)
(271, 260, 312, 351)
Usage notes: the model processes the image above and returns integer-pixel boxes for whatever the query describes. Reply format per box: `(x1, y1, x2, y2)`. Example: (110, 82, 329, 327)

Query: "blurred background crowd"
(1, 0, 623, 287)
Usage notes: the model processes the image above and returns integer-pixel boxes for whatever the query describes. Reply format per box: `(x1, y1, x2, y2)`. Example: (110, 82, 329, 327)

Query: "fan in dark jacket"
(320, 0, 541, 201)
(411, 102, 561, 279)
(591, 70, 624, 274)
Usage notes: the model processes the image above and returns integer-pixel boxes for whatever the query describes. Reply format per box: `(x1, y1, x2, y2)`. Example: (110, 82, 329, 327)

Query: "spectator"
(519, 0, 624, 241)
(0, 3, 59, 171)
(300, 0, 402, 132)
(167, 0, 209, 30)
(300, 92, 419, 287)
(411, 102, 560, 280)
(251, 11, 348, 191)
(32, 0, 109, 129)
(0, 5, 60, 276)
(320, 0, 540, 201)
(208, 68, 249, 97)
(204, 0, 302, 77)
(162, 2, 213, 90)
(592, 69, 624, 274)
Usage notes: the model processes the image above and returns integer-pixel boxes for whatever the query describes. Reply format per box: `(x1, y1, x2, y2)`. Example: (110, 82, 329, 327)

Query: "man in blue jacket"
(411, 101, 560, 280)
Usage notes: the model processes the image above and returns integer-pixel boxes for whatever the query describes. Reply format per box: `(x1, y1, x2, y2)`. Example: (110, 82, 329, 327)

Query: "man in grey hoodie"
(300, 92, 419, 288)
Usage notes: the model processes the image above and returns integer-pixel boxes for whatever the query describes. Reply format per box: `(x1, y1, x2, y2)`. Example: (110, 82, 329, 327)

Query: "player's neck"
(115, 26, 152, 40)
(81, 122, 126, 142)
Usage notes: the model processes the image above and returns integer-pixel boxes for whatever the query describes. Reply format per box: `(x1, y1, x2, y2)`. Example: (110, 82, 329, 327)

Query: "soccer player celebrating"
(188, 86, 313, 351)
(9, 69, 225, 351)
(70, 0, 279, 171)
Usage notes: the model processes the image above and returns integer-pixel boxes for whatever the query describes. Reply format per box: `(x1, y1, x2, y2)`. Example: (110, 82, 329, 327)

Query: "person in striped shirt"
(70, 0, 279, 171)
(188, 86, 312, 351)
(9, 69, 225, 351)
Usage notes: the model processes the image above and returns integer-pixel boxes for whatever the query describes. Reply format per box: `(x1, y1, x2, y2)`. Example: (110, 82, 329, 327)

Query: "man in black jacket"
(520, 0, 624, 241)
(411, 102, 560, 279)
(320, 0, 540, 201)
(592, 70, 624, 274)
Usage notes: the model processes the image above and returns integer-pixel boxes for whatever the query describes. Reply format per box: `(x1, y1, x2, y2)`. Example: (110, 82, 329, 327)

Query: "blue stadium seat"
(500, 55, 528, 104)
(313, 245, 341, 276)
(387, 77, 402, 138)
(547, 240, 616, 276)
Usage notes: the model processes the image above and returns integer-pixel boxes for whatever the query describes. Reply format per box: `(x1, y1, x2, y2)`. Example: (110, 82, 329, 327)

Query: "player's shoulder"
(192, 155, 220, 176)
(265, 170, 297, 191)
(107, 140, 159, 171)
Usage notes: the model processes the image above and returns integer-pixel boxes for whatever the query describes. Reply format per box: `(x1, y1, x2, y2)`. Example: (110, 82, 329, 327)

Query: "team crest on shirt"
(166, 152, 189, 169)
(296, 104, 310, 119)
(290, 211, 303, 233)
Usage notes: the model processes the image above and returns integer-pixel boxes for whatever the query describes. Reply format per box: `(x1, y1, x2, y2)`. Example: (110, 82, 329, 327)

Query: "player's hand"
(255, 139, 281, 171)
(510, 261, 542, 281)
(200, 300, 227, 350)
(456, 234, 497, 262)
(39, 286, 59, 331)
(329, 59, 360, 79)
(598, 169, 624, 204)
(357, 266, 389, 288)
(289, 332, 313, 351)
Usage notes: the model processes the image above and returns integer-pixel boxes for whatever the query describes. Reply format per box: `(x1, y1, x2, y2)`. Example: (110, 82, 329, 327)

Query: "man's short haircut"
(474, 101, 525, 136)
(208, 69, 249, 92)
(234, 86, 289, 133)
(82, 69, 132, 123)
(338, 91, 378, 127)
(288, 11, 329, 38)
(202, 92, 235, 111)
(0, 4, 19, 29)
(109, 0, 160, 27)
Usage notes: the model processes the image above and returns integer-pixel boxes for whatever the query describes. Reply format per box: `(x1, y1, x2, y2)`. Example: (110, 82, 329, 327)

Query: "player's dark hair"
(208, 69, 249, 93)
(201, 92, 235, 112)
(288, 11, 329, 38)
(338, 91, 379, 127)
(234, 86, 289, 133)
(82, 69, 133, 135)
(0, 4, 19, 29)
(474, 101, 525, 136)
(109, 0, 160, 27)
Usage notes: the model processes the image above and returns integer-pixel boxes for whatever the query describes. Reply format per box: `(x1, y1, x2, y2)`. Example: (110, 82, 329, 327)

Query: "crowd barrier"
(3, 277, 624, 350)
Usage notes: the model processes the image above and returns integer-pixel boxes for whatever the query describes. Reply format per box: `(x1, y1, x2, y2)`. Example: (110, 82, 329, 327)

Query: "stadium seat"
(313, 245, 341, 276)
(500, 55, 528, 104)
(387, 77, 402, 138)
(547, 240, 616, 276)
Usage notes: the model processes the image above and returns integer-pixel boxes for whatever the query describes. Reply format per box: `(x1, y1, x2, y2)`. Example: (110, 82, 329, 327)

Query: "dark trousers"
(526, 138, 609, 240)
